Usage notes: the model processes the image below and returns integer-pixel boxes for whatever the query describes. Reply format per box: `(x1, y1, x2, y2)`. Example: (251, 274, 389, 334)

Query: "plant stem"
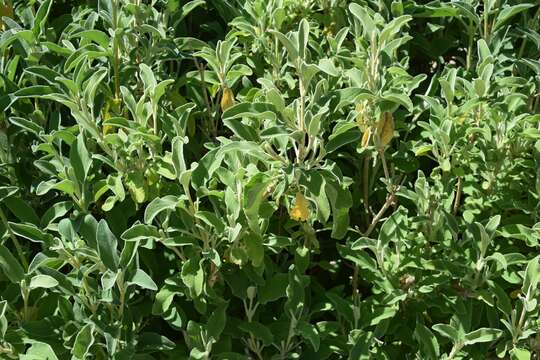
(362, 155, 370, 214)
(453, 176, 462, 215)
(281, 313, 297, 358)
(297, 72, 306, 164)
(447, 343, 462, 360)
(379, 149, 390, 183)
(365, 189, 397, 237)
(118, 282, 126, 320)
(22, 286, 29, 321)
(352, 265, 359, 297)
(483, 0, 489, 42)
(466, 27, 474, 71)
(112, 0, 120, 101)
(515, 297, 529, 343)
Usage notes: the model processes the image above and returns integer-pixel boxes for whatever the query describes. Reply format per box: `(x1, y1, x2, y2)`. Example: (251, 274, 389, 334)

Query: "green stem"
(112, 0, 121, 101)
(379, 149, 390, 184)
(282, 313, 297, 358)
(483, 0, 489, 42)
(22, 286, 29, 321)
(117, 271, 126, 320)
(453, 176, 462, 215)
(362, 155, 370, 214)
(365, 190, 396, 237)
(447, 342, 463, 360)
(466, 27, 474, 71)
(297, 69, 306, 164)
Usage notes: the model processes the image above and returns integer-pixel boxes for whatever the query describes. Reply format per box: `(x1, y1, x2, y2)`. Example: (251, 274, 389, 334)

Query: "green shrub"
(0, 0, 539, 358)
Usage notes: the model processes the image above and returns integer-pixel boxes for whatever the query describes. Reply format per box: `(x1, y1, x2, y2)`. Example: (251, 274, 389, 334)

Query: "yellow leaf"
(221, 87, 235, 112)
(102, 124, 115, 136)
(376, 112, 394, 147)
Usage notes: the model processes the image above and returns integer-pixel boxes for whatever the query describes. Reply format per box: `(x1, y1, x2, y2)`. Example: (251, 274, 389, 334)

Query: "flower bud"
(361, 126, 371, 148)
(221, 87, 235, 112)
(289, 192, 310, 222)
(247, 286, 257, 300)
(376, 112, 394, 147)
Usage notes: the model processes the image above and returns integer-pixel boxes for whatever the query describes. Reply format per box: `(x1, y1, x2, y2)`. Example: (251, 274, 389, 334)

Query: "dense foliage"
(1, 0, 540, 358)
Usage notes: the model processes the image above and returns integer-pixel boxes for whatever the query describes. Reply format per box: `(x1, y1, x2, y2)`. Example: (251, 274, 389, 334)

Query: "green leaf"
(96, 220, 119, 271)
(195, 211, 225, 233)
(153, 79, 175, 104)
(259, 274, 288, 304)
(414, 323, 440, 359)
(498, 224, 538, 247)
(326, 292, 354, 322)
(178, 0, 206, 21)
(32, 0, 53, 36)
(9, 116, 43, 135)
(223, 118, 259, 141)
(181, 258, 204, 296)
(192, 141, 269, 188)
(129, 269, 158, 291)
(119, 240, 139, 269)
(382, 93, 413, 112)
(510, 348, 531, 360)
(297, 320, 320, 351)
(326, 180, 352, 240)
(28, 274, 59, 289)
(245, 234, 264, 267)
(222, 102, 276, 121)
(121, 224, 160, 242)
(139, 63, 157, 90)
(137, 332, 175, 352)
(152, 287, 176, 315)
(4, 198, 40, 225)
(463, 328, 503, 345)
(380, 15, 412, 45)
(0, 244, 25, 283)
(243, 174, 272, 234)
(493, 4, 535, 31)
(432, 324, 460, 341)
(101, 270, 118, 292)
(349, 3, 378, 39)
(72, 30, 110, 48)
(238, 321, 274, 346)
(21, 341, 59, 360)
(83, 68, 108, 110)
(0, 186, 18, 203)
(326, 128, 361, 153)
(144, 196, 179, 224)
(70, 134, 91, 184)
(9, 222, 52, 244)
(12, 85, 56, 100)
(207, 302, 228, 340)
(298, 19, 310, 60)
(79, 214, 98, 251)
(268, 30, 298, 63)
(522, 255, 540, 296)
(350, 330, 372, 360)
(72, 323, 95, 359)
(378, 206, 408, 249)
(40, 201, 73, 228)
